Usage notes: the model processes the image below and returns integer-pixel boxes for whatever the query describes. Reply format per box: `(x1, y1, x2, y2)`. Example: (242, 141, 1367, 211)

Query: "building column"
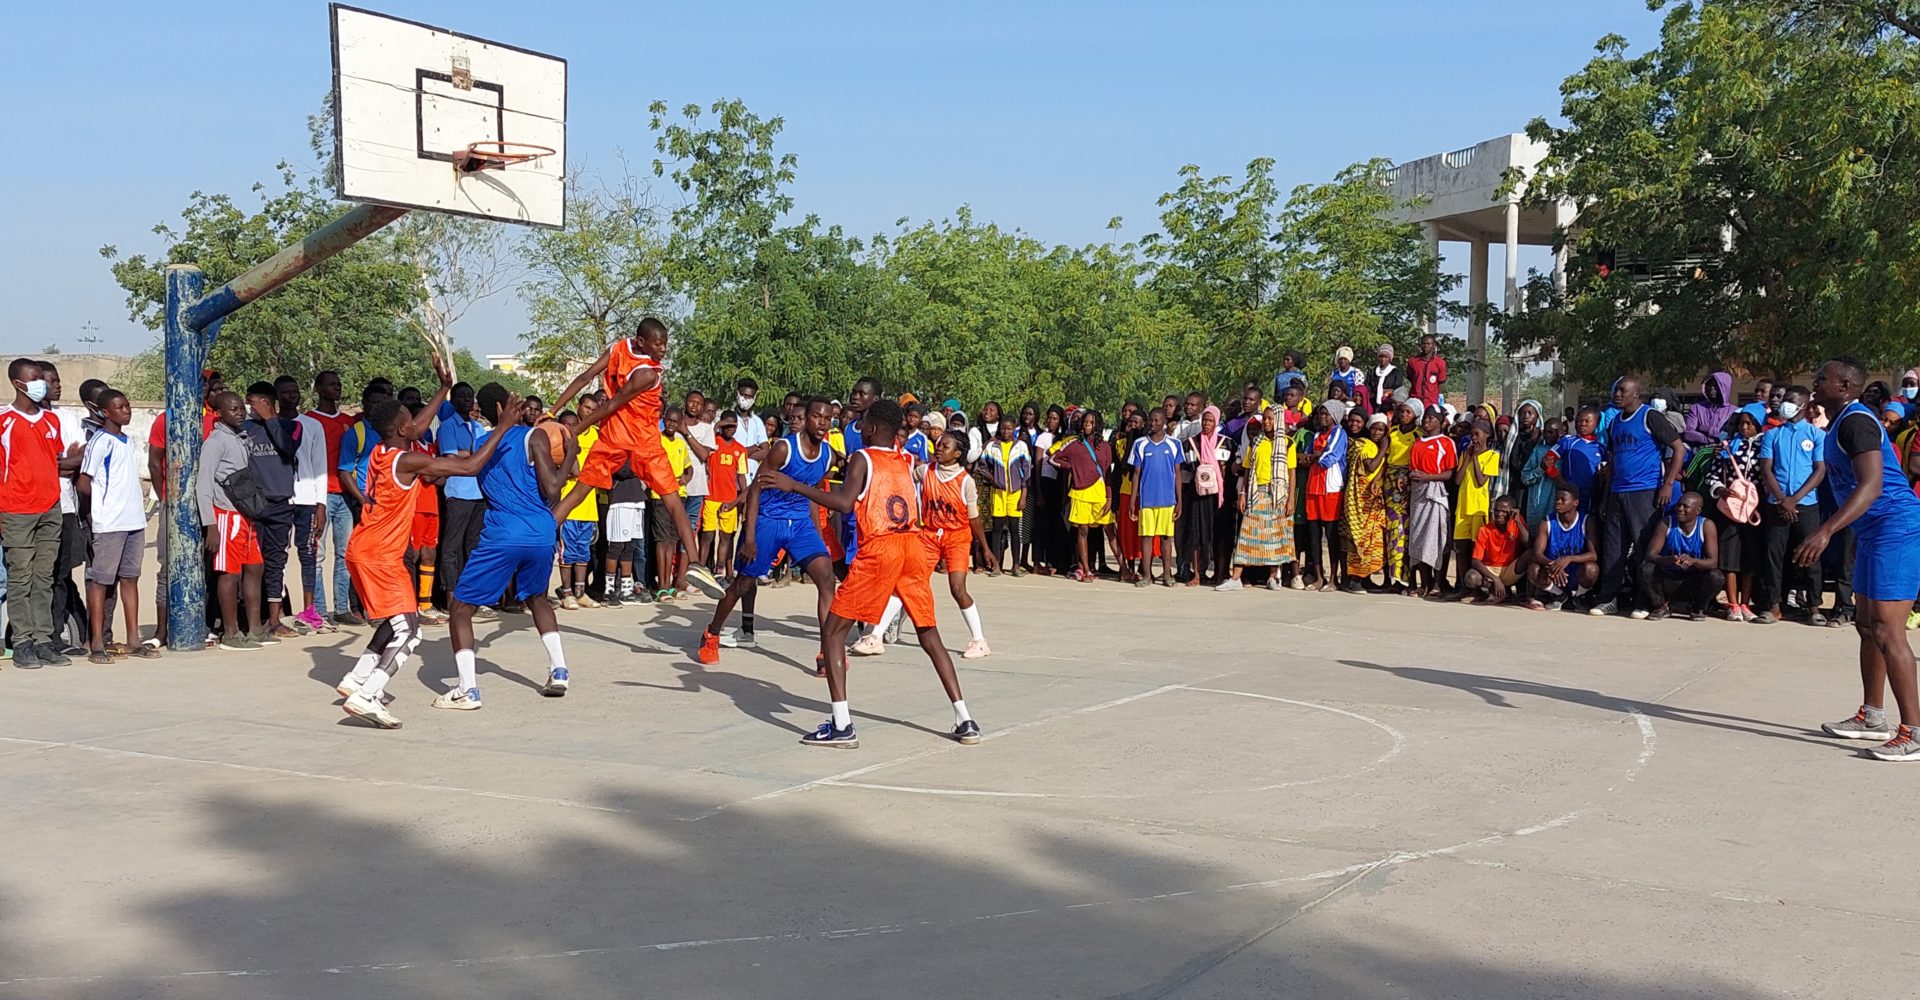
(1552, 199, 1578, 414)
(1422, 222, 1440, 339)
(1501, 200, 1520, 414)
(1467, 238, 1488, 405)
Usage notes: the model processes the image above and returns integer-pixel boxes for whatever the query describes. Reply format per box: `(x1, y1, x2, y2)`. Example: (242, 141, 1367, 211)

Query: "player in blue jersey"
(697, 397, 838, 666)
(1796, 359, 1920, 759)
(433, 383, 576, 711)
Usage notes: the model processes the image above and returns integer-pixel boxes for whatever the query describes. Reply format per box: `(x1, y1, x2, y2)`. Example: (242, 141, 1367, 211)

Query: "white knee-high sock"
(952, 699, 971, 725)
(831, 700, 851, 729)
(541, 631, 566, 670)
(874, 596, 904, 637)
(454, 648, 477, 692)
(960, 603, 984, 642)
(349, 651, 380, 682)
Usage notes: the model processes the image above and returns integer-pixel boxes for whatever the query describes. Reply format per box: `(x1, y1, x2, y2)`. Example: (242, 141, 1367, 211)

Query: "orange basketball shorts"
(578, 438, 678, 497)
(830, 531, 936, 627)
(923, 526, 970, 574)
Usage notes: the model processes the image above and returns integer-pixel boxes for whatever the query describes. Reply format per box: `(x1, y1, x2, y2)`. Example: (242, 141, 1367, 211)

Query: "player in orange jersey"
(335, 356, 516, 730)
(757, 399, 978, 749)
(551, 317, 713, 595)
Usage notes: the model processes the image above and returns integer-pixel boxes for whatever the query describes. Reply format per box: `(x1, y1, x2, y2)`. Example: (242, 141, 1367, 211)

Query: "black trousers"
(1759, 502, 1823, 613)
(50, 513, 88, 648)
(1639, 563, 1725, 612)
(438, 497, 487, 598)
(1176, 483, 1215, 581)
(1596, 489, 1659, 603)
(253, 502, 295, 607)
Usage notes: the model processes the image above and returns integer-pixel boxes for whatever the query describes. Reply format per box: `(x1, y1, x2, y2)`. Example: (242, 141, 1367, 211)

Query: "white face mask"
(736, 395, 755, 412)
(17, 379, 47, 403)
(1650, 397, 1668, 413)
(1904, 386, 1918, 400)
(1779, 400, 1801, 420)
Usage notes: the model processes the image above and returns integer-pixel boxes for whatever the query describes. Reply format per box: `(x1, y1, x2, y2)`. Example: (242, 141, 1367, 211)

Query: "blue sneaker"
(431, 687, 483, 711)
(543, 667, 570, 697)
(951, 719, 981, 745)
(800, 721, 858, 749)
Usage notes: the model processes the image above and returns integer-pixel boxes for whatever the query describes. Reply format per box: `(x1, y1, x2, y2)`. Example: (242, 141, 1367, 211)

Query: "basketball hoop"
(453, 141, 556, 174)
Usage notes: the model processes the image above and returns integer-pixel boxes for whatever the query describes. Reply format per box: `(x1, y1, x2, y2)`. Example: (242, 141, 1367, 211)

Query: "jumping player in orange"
(335, 357, 516, 729)
(550, 316, 714, 594)
(757, 399, 979, 748)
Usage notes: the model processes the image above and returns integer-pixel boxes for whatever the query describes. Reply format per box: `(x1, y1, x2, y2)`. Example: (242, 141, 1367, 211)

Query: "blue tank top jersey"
(478, 424, 551, 542)
(1607, 405, 1663, 492)
(758, 434, 831, 520)
(842, 422, 865, 456)
(1545, 512, 1587, 560)
(1823, 401, 1920, 538)
(1659, 516, 1704, 573)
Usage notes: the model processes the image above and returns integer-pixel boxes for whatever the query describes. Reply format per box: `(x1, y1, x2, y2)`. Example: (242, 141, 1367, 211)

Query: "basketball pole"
(161, 202, 409, 651)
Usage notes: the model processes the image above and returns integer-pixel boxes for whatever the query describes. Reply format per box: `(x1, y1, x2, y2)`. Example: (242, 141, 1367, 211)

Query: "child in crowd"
(1546, 406, 1606, 513)
(77, 390, 156, 662)
(703, 411, 749, 584)
(1527, 483, 1599, 610)
(1450, 419, 1500, 596)
(602, 460, 649, 608)
(1129, 407, 1182, 587)
(557, 409, 600, 609)
(650, 405, 694, 601)
(982, 415, 1031, 576)
(1461, 495, 1530, 605)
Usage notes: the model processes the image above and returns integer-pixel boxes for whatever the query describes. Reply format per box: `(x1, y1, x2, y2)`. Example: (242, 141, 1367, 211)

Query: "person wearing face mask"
(731, 377, 768, 474)
(1756, 385, 1826, 625)
(40, 362, 91, 656)
(1900, 370, 1920, 420)
(0, 359, 78, 667)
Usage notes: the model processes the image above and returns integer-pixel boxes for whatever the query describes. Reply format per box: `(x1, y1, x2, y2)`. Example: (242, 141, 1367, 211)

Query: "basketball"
(535, 417, 572, 464)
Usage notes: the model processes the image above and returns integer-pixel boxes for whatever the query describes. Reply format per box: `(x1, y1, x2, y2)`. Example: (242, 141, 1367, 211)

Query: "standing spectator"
(242, 382, 301, 641)
(1406, 334, 1448, 408)
(304, 371, 361, 627)
(981, 414, 1031, 576)
(1361, 344, 1404, 417)
(681, 389, 715, 566)
(1589, 377, 1686, 617)
(703, 410, 749, 581)
(196, 392, 263, 650)
(1328, 347, 1362, 399)
(1406, 405, 1458, 598)
(1128, 407, 1181, 587)
(1341, 411, 1389, 591)
(1450, 420, 1501, 597)
(1683, 371, 1736, 447)
(1273, 350, 1308, 400)
(42, 362, 88, 655)
(432, 382, 491, 620)
(1755, 384, 1826, 624)
(332, 382, 390, 626)
(1, 359, 75, 667)
(1214, 407, 1294, 591)
(650, 405, 694, 600)
(77, 390, 156, 662)
(1546, 406, 1606, 514)
(558, 406, 601, 609)
(1300, 406, 1349, 590)
(1739, 378, 1775, 430)
(1051, 409, 1114, 583)
(731, 377, 768, 475)
(285, 375, 331, 633)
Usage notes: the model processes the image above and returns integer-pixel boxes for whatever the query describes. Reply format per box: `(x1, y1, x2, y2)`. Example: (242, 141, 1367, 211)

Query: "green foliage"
(1508, 0, 1920, 384)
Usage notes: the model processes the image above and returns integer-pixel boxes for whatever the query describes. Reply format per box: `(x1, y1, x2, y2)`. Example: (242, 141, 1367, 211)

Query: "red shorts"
(411, 512, 440, 551)
(831, 531, 936, 626)
(347, 553, 415, 620)
(922, 526, 970, 573)
(211, 508, 262, 573)
(578, 439, 678, 496)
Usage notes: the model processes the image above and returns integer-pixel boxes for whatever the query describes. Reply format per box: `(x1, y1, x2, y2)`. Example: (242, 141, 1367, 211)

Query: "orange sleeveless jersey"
(347, 444, 420, 561)
(921, 468, 970, 531)
(601, 339, 663, 448)
(855, 447, 921, 539)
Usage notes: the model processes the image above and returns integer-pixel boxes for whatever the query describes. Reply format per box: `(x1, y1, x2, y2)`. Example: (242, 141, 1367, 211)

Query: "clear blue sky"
(1, 1, 1663, 358)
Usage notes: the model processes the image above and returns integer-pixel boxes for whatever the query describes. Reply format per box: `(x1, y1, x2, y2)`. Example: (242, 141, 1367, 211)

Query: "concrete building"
(1386, 133, 1577, 411)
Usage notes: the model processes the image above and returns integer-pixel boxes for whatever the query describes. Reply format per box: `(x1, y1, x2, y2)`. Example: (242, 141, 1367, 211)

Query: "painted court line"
(0, 735, 637, 816)
(682, 678, 1221, 821)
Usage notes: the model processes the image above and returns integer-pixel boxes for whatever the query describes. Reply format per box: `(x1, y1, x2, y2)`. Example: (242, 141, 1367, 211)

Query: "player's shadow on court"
(617, 663, 947, 738)
(1339, 660, 1839, 748)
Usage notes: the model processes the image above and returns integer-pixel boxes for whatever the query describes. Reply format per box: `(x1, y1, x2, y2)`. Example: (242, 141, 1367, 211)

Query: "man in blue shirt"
(433, 382, 491, 611)
(1739, 378, 1775, 429)
(1588, 376, 1684, 616)
(1128, 408, 1184, 586)
(1755, 384, 1826, 624)
(335, 383, 384, 511)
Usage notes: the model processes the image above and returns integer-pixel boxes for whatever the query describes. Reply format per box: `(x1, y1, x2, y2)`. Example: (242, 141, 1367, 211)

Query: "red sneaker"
(697, 630, 721, 665)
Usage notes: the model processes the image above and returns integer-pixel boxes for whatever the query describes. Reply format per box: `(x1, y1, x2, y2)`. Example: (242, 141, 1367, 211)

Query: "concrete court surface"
(0, 574, 1912, 999)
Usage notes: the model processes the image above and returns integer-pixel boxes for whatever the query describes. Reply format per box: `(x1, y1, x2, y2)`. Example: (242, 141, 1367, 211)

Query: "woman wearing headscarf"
(1405, 405, 1459, 598)
(1362, 344, 1405, 417)
(1329, 346, 1362, 399)
(1682, 372, 1735, 447)
(1215, 405, 1296, 591)
(1015, 403, 1045, 571)
(1341, 410, 1390, 590)
(1301, 406, 1349, 589)
(1384, 397, 1420, 589)
(1513, 399, 1554, 529)
(1180, 404, 1226, 586)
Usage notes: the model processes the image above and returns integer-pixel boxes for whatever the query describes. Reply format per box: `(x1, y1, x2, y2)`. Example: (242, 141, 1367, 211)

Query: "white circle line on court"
(820, 687, 1406, 800)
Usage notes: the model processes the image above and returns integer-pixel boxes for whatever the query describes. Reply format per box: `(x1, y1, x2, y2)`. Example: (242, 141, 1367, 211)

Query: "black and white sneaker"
(800, 721, 858, 749)
(952, 720, 981, 745)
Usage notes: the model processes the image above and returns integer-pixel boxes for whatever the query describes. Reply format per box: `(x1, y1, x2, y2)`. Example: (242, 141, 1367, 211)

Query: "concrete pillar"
(1422, 222, 1440, 338)
(1501, 201, 1520, 414)
(1467, 238, 1488, 405)
(1551, 229, 1577, 416)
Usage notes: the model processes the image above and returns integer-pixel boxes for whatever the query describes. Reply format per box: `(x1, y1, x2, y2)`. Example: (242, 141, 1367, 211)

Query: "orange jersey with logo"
(346, 444, 420, 561)
(921, 467, 970, 531)
(600, 339, 663, 449)
(855, 447, 920, 539)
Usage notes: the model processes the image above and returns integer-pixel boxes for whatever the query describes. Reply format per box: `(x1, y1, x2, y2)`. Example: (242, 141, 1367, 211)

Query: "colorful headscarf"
(1196, 404, 1225, 507)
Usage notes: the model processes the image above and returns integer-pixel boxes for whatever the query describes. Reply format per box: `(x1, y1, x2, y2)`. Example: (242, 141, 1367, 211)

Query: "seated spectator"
(1461, 495, 1529, 605)
(1526, 483, 1598, 610)
(1637, 491, 1723, 622)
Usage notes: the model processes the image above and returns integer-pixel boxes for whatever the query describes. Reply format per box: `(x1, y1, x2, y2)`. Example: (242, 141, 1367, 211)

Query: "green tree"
(1508, 0, 1920, 385)
(1140, 160, 1286, 391)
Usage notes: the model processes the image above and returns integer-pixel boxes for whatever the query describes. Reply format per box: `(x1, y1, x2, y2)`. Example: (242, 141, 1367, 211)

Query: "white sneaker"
(431, 687, 483, 711)
(1214, 578, 1244, 592)
(1287, 576, 1306, 591)
(963, 638, 992, 659)
(718, 629, 757, 649)
(1266, 576, 1283, 591)
(335, 672, 367, 699)
(851, 633, 886, 657)
(577, 593, 601, 609)
(560, 595, 579, 611)
(1629, 608, 1651, 620)
(342, 691, 402, 729)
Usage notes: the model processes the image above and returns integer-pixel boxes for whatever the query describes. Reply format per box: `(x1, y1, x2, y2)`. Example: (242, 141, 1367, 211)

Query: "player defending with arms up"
(335, 359, 514, 729)
(551, 317, 714, 594)
(758, 399, 980, 749)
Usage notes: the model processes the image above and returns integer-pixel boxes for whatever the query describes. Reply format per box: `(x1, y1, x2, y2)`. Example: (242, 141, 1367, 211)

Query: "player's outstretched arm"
(397, 393, 518, 483)
(551, 350, 611, 414)
(578, 366, 659, 431)
(404, 353, 456, 442)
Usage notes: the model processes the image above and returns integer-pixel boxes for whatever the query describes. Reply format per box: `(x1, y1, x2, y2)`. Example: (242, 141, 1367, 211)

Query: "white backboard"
(330, 5, 567, 228)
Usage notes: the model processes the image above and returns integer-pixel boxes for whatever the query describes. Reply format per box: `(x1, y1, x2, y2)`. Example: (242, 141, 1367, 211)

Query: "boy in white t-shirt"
(76, 390, 157, 663)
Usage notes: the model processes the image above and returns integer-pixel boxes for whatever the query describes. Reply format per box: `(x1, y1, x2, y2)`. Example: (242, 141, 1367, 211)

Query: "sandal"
(105, 642, 132, 658)
(87, 650, 114, 665)
(130, 644, 163, 659)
